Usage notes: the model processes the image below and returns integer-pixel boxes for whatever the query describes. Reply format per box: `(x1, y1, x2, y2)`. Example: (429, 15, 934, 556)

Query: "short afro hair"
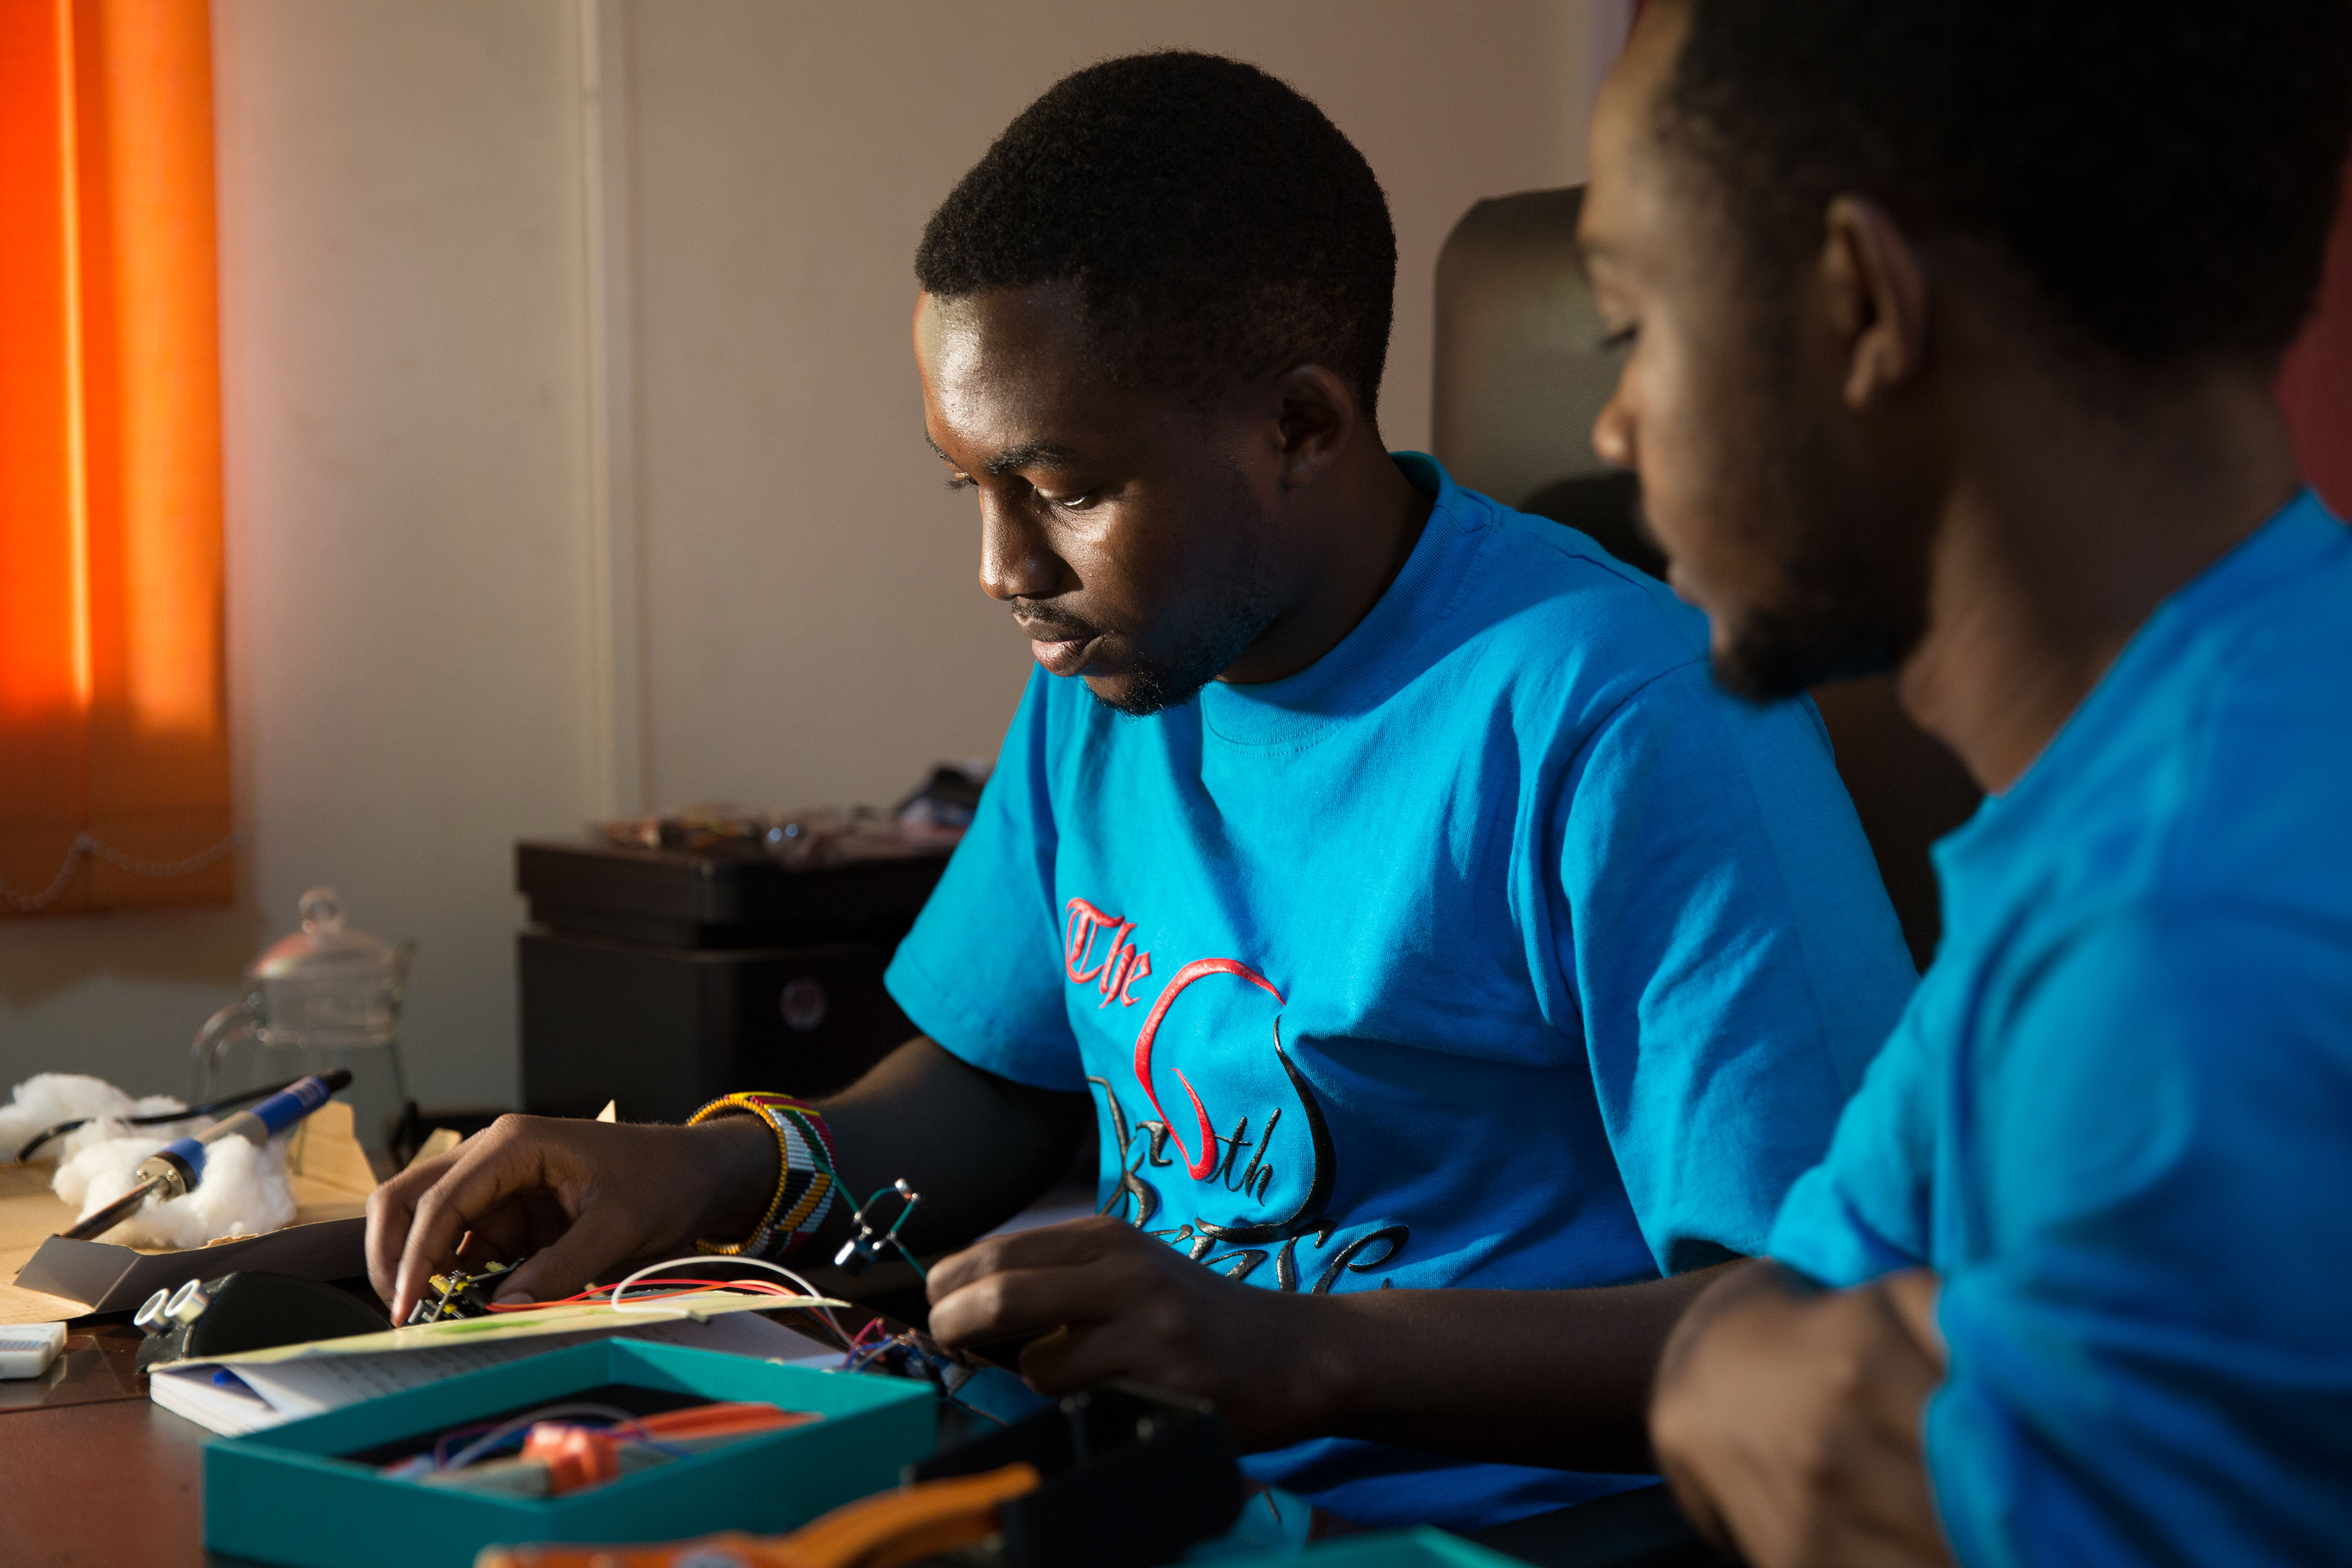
(1662, 1, 2352, 367)
(916, 51, 1397, 417)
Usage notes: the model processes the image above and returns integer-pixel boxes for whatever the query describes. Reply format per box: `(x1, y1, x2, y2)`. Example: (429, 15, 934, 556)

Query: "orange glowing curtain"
(0, 0, 232, 917)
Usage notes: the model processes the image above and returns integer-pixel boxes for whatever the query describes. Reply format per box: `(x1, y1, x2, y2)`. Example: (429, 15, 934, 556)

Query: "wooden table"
(2, 1318, 235, 1567)
(0, 1309, 1723, 1568)
(0, 1268, 929, 1568)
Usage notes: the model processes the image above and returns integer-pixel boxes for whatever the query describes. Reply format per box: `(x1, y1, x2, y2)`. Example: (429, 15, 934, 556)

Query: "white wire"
(606, 1254, 845, 1339)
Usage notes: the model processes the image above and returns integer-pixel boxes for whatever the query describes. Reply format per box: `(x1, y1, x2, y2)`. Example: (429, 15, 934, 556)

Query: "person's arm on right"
(1652, 905, 2352, 1568)
(364, 1035, 1089, 1321)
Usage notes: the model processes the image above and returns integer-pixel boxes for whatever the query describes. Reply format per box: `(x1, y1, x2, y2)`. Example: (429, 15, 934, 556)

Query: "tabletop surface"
(4, 1319, 241, 1568)
(1, 1310, 1721, 1568)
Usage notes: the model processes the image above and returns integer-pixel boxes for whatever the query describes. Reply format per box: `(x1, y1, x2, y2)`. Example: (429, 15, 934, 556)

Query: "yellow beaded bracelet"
(686, 1092, 837, 1259)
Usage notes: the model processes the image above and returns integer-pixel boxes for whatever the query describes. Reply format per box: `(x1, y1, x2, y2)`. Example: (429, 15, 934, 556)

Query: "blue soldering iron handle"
(205, 1069, 354, 1146)
(246, 1070, 351, 1137)
(143, 1069, 354, 1195)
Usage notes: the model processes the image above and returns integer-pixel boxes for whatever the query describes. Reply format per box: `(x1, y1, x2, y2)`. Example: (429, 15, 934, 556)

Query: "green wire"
(852, 1185, 927, 1276)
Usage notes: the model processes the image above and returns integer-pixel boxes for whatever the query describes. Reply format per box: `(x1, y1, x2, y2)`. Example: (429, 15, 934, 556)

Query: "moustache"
(1010, 602, 1101, 642)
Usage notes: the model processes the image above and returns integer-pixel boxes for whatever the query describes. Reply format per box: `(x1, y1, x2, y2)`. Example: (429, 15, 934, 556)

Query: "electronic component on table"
(56, 1069, 354, 1243)
(404, 1258, 523, 1325)
(388, 1399, 819, 1498)
(480, 1382, 1244, 1568)
(833, 1178, 927, 1276)
(133, 1271, 390, 1370)
(407, 1254, 841, 1328)
(0, 1322, 67, 1379)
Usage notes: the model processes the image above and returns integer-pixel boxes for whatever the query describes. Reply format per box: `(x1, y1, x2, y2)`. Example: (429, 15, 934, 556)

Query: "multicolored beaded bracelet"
(686, 1091, 838, 1260)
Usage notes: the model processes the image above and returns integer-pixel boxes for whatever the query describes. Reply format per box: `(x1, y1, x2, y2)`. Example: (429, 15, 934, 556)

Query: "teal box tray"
(1212, 1527, 1529, 1567)
(203, 1340, 935, 1568)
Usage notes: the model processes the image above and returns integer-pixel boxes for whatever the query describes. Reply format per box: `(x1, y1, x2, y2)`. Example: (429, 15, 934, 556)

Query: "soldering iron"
(56, 1069, 352, 1243)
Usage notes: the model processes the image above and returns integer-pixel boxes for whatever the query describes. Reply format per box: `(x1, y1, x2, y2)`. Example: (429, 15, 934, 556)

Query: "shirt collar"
(1195, 452, 1488, 747)
(1932, 487, 2343, 898)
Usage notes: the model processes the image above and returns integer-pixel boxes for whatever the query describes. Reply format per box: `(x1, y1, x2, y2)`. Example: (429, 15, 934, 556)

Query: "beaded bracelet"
(686, 1092, 838, 1260)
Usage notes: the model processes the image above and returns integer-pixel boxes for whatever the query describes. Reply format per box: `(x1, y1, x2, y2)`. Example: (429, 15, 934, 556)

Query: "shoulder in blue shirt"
(1769, 491, 2352, 1567)
(891, 454, 1916, 1530)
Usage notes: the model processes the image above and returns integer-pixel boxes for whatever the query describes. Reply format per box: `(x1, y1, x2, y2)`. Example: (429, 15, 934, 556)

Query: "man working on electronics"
(1564, 3, 2352, 1565)
(371, 52, 1917, 1532)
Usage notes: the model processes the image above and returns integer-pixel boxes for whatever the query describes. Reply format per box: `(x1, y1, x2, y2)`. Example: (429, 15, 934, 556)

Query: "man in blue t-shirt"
(1589, 5, 2352, 1566)
(369, 52, 1913, 1531)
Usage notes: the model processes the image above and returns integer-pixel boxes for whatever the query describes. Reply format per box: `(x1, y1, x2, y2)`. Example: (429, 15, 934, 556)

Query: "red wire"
(480, 1278, 802, 1312)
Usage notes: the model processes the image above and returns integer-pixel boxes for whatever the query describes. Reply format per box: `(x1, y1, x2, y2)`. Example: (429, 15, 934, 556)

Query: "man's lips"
(1026, 631, 1102, 677)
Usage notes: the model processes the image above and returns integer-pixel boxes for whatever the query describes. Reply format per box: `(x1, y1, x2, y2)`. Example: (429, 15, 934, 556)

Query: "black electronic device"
(132, 1271, 390, 1371)
(516, 838, 946, 1123)
(910, 1381, 1246, 1568)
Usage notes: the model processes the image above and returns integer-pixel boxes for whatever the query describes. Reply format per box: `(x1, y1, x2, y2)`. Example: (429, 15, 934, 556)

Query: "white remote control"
(0, 1322, 66, 1378)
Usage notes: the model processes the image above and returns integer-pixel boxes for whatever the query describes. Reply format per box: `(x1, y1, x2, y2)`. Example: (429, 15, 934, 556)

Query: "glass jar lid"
(250, 887, 400, 983)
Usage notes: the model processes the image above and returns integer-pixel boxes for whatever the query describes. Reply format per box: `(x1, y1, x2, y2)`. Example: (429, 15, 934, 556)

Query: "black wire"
(14, 1077, 301, 1164)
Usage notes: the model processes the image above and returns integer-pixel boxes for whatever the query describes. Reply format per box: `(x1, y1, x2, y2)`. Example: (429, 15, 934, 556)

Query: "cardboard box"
(2, 1100, 378, 1323)
(204, 1340, 935, 1568)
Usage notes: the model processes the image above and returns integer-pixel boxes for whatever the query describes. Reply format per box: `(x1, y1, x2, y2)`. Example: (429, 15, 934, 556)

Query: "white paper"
(149, 1311, 839, 1436)
(149, 1367, 281, 1437)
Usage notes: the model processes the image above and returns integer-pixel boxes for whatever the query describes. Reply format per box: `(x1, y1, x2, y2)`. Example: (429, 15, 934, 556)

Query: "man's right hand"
(364, 1113, 779, 1322)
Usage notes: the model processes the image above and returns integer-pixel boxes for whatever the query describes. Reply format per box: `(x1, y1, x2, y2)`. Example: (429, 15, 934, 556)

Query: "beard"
(1089, 570, 1285, 718)
(1695, 316, 1931, 704)
(1709, 523, 1925, 702)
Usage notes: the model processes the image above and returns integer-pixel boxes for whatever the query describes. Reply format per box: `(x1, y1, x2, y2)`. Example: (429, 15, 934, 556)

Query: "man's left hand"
(926, 1215, 1339, 1450)
(1650, 1261, 1953, 1568)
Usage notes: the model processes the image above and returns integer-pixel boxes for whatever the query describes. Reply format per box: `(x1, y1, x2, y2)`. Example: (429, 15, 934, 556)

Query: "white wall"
(0, 0, 1620, 1113)
(624, 0, 1613, 808)
(0, 0, 601, 1110)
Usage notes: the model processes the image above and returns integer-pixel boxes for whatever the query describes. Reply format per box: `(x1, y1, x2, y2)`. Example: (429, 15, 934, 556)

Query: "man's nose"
(1592, 378, 1636, 471)
(976, 490, 1064, 603)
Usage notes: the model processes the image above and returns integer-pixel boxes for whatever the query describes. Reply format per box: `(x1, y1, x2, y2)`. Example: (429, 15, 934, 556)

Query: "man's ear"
(1269, 364, 1358, 491)
(1819, 195, 1930, 410)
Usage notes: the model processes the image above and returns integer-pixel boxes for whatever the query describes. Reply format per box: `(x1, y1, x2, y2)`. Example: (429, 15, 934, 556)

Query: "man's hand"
(1650, 1260, 1953, 1568)
(925, 1216, 1342, 1451)
(365, 1113, 777, 1322)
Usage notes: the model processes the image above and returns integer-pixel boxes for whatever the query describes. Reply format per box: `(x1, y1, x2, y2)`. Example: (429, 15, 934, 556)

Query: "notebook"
(149, 1310, 839, 1436)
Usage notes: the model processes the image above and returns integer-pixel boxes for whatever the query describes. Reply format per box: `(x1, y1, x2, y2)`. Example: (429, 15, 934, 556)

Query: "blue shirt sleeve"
(1555, 663, 1918, 1274)
(1924, 904, 2352, 1568)
(883, 671, 1086, 1091)
(1767, 997, 1942, 1286)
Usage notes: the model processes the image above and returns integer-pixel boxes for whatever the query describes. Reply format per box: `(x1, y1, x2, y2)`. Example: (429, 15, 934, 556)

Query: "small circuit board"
(406, 1259, 523, 1325)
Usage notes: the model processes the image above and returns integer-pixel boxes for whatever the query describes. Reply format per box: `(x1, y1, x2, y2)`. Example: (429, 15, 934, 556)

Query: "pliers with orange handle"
(474, 1461, 1042, 1568)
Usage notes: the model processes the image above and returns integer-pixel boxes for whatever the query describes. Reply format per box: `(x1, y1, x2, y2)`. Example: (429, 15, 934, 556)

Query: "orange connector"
(428, 1402, 821, 1500)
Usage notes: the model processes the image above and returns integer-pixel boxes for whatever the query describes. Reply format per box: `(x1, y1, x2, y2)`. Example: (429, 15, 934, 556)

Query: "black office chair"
(1433, 186, 1981, 969)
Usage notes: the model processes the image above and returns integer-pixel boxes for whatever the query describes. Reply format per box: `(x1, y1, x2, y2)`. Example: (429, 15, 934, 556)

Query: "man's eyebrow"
(979, 441, 1076, 476)
(917, 430, 1077, 472)
(921, 431, 1078, 477)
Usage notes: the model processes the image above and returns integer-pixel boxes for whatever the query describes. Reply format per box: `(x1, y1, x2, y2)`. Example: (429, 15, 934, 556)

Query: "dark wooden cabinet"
(516, 840, 947, 1124)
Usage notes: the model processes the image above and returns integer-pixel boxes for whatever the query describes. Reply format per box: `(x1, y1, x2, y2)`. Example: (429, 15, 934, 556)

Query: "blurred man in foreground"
(1579, 3, 2352, 1564)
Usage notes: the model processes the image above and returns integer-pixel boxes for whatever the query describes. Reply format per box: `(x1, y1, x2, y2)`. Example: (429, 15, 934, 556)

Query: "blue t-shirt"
(1769, 491, 2352, 1567)
(889, 454, 1916, 1530)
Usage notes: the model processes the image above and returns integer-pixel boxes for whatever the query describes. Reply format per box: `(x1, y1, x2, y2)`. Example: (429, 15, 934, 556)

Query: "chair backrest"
(1432, 186, 1980, 967)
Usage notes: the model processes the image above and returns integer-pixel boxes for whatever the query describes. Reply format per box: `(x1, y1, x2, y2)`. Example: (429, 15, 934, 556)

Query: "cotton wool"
(3, 1074, 296, 1247)
(0, 1073, 190, 1163)
(53, 1129, 296, 1248)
